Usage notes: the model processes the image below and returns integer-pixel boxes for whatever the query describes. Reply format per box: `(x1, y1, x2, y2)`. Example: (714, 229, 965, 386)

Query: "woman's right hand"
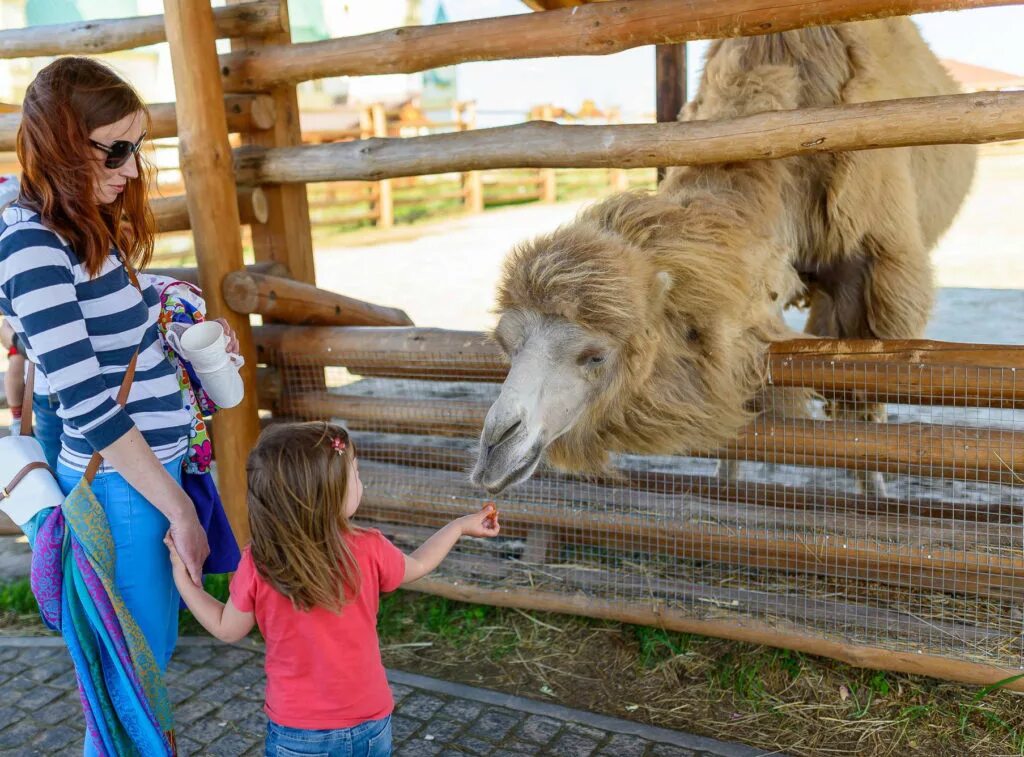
(166, 494, 209, 587)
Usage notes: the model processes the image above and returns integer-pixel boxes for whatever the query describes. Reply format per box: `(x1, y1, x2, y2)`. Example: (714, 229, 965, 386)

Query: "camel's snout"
(471, 404, 542, 494)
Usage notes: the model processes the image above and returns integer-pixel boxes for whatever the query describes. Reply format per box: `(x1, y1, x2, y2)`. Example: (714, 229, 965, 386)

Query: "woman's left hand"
(215, 318, 240, 354)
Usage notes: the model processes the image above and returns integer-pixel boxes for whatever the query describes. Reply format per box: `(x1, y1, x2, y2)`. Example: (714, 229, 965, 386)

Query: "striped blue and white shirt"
(0, 204, 190, 472)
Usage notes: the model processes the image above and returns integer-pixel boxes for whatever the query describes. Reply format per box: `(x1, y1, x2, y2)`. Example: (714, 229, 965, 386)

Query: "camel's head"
(472, 191, 789, 494)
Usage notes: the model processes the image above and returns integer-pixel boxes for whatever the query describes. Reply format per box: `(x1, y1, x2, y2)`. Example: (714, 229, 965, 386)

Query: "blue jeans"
(56, 457, 183, 757)
(265, 716, 392, 757)
(32, 392, 62, 470)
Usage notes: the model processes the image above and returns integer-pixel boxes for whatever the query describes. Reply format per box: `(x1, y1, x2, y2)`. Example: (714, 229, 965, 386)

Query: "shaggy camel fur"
(471, 19, 976, 495)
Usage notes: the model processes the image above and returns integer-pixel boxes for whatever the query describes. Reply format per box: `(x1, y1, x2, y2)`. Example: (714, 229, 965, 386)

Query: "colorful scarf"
(28, 482, 175, 756)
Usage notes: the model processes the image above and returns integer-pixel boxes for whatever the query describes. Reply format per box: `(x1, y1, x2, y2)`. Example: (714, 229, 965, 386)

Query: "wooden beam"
(146, 261, 287, 287)
(252, 326, 1024, 407)
(148, 95, 276, 140)
(406, 577, 1024, 691)
(357, 461, 1024, 599)
(274, 391, 1024, 484)
(0, 94, 274, 152)
(655, 42, 686, 183)
(228, 0, 316, 287)
(233, 91, 1024, 185)
(223, 271, 413, 326)
(163, 0, 262, 546)
(0, 0, 283, 60)
(351, 439, 1024, 525)
(217, 0, 1016, 91)
(152, 187, 269, 233)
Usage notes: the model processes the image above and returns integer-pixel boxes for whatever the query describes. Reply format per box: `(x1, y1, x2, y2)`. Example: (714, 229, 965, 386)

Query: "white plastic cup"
(165, 321, 246, 408)
(169, 321, 230, 373)
(197, 355, 245, 409)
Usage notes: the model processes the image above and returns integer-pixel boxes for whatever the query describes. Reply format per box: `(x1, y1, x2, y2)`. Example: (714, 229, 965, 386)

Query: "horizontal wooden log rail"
(146, 260, 287, 287)
(217, 0, 1015, 90)
(276, 391, 1024, 484)
(0, 0, 283, 59)
(152, 187, 268, 233)
(232, 91, 1024, 184)
(406, 577, 1024, 691)
(357, 460, 1024, 600)
(0, 95, 274, 152)
(253, 326, 1024, 407)
(377, 520, 1011, 649)
(223, 271, 413, 327)
(148, 95, 276, 141)
(351, 438, 1024, 525)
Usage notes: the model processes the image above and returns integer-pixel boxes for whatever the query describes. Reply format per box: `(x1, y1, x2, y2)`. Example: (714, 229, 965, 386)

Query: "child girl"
(165, 421, 500, 756)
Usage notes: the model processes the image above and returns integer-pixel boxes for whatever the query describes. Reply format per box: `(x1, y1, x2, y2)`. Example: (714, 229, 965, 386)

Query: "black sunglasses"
(89, 131, 146, 169)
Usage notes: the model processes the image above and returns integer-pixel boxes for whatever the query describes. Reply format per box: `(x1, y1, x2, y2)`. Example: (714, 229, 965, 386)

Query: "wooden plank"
(655, 42, 686, 183)
(146, 260, 287, 287)
(356, 460, 1024, 599)
(277, 392, 1024, 483)
(351, 439, 1024, 525)
(371, 103, 394, 230)
(0, 0, 282, 59)
(252, 326, 1024, 406)
(370, 520, 1011, 648)
(163, 0, 263, 545)
(406, 578, 1024, 691)
(227, 0, 316, 287)
(217, 0, 1016, 90)
(234, 91, 1024, 184)
(152, 187, 268, 232)
(0, 94, 274, 152)
(223, 271, 413, 326)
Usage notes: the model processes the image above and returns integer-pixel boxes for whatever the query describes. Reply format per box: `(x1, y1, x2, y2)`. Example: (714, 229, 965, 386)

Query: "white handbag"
(0, 364, 65, 527)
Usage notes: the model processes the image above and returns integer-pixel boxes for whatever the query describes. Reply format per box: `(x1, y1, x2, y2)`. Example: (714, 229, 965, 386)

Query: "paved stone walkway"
(0, 636, 778, 757)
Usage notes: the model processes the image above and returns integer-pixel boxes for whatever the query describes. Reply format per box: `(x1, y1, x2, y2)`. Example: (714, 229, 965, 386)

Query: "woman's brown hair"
(246, 422, 362, 613)
(16, 57, 154, 277)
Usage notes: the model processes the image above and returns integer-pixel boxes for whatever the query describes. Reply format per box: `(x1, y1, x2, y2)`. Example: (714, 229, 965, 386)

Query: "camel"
(471, 19, 976, 495)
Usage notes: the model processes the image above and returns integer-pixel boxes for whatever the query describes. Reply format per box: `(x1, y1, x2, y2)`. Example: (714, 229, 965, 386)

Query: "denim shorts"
(265, 715, 392, 757)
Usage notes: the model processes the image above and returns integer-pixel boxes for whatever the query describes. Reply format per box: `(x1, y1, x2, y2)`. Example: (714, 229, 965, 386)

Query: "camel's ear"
(651, 271, 673, 310)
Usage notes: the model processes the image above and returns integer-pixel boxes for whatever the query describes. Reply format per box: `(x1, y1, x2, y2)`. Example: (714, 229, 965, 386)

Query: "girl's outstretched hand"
(458, 503, 501, 538)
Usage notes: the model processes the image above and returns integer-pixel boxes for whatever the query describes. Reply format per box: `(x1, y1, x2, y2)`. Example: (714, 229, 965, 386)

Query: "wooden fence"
(2, 0, 1024, 689)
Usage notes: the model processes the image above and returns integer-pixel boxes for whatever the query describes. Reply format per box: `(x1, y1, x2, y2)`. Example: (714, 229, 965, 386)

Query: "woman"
(0, 57, 224, 749)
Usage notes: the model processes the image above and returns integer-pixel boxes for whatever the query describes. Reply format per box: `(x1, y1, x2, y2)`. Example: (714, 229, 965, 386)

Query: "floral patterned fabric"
(155, 282, 240, 576)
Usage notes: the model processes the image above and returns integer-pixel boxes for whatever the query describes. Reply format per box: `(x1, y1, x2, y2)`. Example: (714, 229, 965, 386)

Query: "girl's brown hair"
(246, 422, 362, 613)
(16, 57, 154, 277)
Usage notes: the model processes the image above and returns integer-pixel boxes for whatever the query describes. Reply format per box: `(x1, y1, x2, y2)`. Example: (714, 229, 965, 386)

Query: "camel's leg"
(803, 254, 885, 497)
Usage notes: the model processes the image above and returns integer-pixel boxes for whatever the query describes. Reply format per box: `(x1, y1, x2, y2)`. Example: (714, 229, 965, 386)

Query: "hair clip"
(331, 436, 346, 455)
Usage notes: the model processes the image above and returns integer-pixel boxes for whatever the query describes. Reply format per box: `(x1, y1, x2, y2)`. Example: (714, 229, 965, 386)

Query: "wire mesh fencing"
(257, 338, 1024, 670)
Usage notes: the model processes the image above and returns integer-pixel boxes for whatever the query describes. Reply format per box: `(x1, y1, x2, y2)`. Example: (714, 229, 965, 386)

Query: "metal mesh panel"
(260, 347, 1024, 669)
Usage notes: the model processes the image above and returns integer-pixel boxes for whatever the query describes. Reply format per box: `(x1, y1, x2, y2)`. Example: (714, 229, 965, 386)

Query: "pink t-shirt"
(229, 529, 406, 729)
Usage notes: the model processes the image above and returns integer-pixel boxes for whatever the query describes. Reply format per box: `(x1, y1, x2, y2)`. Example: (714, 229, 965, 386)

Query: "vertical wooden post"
(456, 101, 484, 214)
(538, 104, 557, 203)
(371, 103, 395, 229)
(163, 0, 261, 545)
(655, 43, 687, 184)
(607, 106, 629, 192)
(226, 0, 315, 286)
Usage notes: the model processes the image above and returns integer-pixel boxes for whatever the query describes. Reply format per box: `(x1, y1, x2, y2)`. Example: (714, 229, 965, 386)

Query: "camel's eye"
(578, 349, 607, 368)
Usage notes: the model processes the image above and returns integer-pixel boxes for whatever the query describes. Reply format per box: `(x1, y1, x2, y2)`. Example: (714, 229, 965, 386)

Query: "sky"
(420, 1, 1024, 123)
